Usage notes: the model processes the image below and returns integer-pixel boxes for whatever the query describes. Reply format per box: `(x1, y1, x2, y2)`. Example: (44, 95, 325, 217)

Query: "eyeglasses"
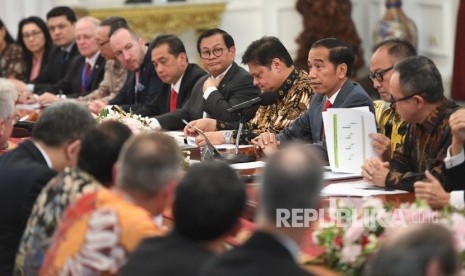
(98, 40, 110, 47)
(389, 92, 423, 108)
(369, 66, 393, 82)
(23, 31, 42, 40)
(200, 47, 227, 59)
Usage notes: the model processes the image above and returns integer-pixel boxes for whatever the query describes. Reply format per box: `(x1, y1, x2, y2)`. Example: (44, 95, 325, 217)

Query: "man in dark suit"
(201, 143, 323, 276)
(253, 38, 373, 160)
(9, 6, 81, 95)
(136, 34, 206, 117)
(147, 28, 260, 131)
(37, 16, 106, 105)
(121, 161, 245, 276)
(89, 27, 163, 113)
(0, 101, 96, 275)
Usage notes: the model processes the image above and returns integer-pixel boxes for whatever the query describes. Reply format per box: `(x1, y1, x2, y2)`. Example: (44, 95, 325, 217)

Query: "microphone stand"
(223, 111, 256, 163)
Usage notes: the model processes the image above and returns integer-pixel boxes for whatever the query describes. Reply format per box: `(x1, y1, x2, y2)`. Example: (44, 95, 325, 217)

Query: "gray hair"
(258, 143, 324, 223)
(0, 79, 18, 120)
(117, 133, 182, 196)
(31, 101, 96, 147)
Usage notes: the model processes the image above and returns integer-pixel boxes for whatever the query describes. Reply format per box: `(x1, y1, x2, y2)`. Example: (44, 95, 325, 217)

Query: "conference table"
(11, 107, 416, 275)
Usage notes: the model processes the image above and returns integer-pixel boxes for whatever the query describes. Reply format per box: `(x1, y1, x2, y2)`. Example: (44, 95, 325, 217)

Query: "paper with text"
(322, 107, 377, 173)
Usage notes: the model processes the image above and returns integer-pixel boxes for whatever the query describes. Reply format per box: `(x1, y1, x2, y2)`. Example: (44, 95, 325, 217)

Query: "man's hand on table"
(361, 157, 389, 187)
(414, 170, 450, 209)
(252, 132, 279, 156)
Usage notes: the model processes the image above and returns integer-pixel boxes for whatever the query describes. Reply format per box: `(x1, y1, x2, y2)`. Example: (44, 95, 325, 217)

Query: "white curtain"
(0, 0, 53, 39)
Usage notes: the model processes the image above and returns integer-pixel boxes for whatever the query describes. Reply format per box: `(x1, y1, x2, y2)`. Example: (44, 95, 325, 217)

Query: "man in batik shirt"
(362, 56, 459, 192)
(369, 38, 416, 161)
(185, 36, 313, 145)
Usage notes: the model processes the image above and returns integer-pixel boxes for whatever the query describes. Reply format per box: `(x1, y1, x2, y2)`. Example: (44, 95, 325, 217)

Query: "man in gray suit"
(253, 38, 373, 160)
(147, 28, 260, 131)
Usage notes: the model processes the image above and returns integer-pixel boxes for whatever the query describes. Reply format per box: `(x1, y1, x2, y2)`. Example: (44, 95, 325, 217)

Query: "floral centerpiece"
(309, 198, 465, 275)
(97, 106, 153, 134)
(97, 106, 191, 169)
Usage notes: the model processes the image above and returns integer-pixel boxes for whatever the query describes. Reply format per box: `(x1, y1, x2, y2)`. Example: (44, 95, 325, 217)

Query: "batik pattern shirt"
(386, 99, 459, 191)
(79, 59, 128, 102)
(14, 167, 102, 276)
(373, 100, 409, 158)
(40, 188, 162, 275)
(217, 68, 313, 141)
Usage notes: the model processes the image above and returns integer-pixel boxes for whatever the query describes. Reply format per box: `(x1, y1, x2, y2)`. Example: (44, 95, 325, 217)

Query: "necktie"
(60, 50, 68, 65)
(169, 88, 178, 112)
(321, 100, 333, 140)
(81, 62, 92, 94)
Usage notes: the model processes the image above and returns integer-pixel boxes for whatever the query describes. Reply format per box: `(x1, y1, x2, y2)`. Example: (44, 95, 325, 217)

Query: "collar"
(276, 67, 300, 100)
(85, 51, 100, 68)
(32, 141, 53, 169)
(172, 72, 185, 94)
(326, 88, 341, 104)
(211, 63, 232, 79)
(61, 42, 74, 53)
(417, 98, 455, 133)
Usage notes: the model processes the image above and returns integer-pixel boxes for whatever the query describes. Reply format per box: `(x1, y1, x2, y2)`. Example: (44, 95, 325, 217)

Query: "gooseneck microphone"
(226, 92, 278, 113)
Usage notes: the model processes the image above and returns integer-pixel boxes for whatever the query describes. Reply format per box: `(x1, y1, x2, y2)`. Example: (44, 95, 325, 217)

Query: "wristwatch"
(223, 130, 233, 144)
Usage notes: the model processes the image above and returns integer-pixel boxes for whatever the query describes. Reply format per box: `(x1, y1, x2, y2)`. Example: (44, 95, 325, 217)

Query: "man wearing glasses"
(362, 56, 459, 192)
(369, 39, 416, 161)
(148, 28, 260, 131)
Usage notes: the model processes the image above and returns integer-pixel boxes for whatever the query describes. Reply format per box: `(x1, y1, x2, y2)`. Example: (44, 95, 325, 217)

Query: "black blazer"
(0, 140, 57, 276)
(121, 231, 214, 276)
(156, 62, 261, 131)
(136, 63, 207, 117)
(33, 43, 81, 94)
(201, 231, 312, 276)
(109, 46, 163, 113)
(444, 157, 465, 193)
(51, 54, 106, 98)
(24, 46, 51, 82)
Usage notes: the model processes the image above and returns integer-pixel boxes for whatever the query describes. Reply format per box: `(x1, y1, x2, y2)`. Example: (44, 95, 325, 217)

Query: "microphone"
(227, 92, 278, 113)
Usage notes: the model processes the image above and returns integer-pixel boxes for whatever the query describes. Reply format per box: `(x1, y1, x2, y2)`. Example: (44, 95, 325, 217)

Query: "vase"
(373, 0, 418, 48)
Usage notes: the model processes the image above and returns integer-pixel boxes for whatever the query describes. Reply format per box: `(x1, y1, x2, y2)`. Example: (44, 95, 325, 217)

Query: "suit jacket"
(156, 62, 261, 131)
(136, 63, 207, 117)
(109, 46, 163, 113)
(25, 46, 51, 82)
(121, 231, 214, 276)
(444, 154, 465, 193)
(0, 140, 57, 276)
(201, 231, 312, 276)
(277, 79, 374, 158)
(33, 43, 81, 94)
(50, 54, 106, 98)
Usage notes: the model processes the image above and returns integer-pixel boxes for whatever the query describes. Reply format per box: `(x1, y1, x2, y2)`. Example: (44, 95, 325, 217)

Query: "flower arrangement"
(309, 198, 465, 275)
(97, 106, 153, 134)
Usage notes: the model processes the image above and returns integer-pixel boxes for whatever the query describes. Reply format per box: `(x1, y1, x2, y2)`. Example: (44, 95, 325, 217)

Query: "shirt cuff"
(148, 118, 161, 130)
(27, 84, 34, 92)
(450, 191, 465, 209)
(203, 86, 217, 100)
(444, 146, 464, 169)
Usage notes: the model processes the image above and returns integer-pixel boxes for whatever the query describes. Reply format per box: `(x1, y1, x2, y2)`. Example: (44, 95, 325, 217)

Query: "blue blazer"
(277, 79, 374, 158)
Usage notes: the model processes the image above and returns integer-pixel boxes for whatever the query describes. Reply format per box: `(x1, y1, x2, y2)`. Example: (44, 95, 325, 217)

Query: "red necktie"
(81, 62, 92, 94)
(169, 88, 178, 112)
(321, 100, 332, 140)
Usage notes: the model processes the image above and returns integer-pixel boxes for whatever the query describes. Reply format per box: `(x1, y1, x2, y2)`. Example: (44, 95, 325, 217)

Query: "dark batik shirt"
(386, 98, 459, 191)
(217, 68, 313, 141)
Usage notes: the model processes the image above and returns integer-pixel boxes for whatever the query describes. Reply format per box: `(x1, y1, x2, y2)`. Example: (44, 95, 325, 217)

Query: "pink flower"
(344, 223, 364, 244)
(341, 244, 362, 264)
